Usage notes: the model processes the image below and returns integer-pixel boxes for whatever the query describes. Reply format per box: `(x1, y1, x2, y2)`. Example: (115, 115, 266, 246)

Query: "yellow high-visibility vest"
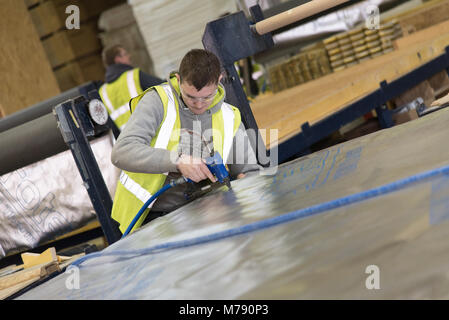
(111, 76, 241, 234)
(99, 68, 142, 130)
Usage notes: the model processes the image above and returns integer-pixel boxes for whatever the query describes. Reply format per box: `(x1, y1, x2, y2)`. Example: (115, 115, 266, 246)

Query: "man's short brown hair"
(178, 49, 222, 90)
(102, 45, 124, 67)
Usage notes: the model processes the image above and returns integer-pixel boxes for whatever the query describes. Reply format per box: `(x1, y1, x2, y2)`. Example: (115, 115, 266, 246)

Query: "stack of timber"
(98, 3, 155, 76)
(264, 0, 449, 97)
(268, 46, 332, 93)
(0, 0, 60, 117)
(129, 0, 237, 78)
(25, 0, 124, 91)
(251, 19, 449, 148)
(0, 247, 84, 300)
(324, 21, 402, 73)
(268, 19, 402, 94)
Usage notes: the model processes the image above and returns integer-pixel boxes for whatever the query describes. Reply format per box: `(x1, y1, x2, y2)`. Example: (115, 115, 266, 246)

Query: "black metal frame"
(53, 94, 122, 245)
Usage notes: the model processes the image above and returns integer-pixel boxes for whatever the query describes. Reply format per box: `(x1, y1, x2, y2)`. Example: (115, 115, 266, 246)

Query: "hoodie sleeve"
(111, 90, 179, 174)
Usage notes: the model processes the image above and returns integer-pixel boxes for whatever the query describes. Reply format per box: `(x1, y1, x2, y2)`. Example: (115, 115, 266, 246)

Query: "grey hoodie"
(111, 74, 260, 212)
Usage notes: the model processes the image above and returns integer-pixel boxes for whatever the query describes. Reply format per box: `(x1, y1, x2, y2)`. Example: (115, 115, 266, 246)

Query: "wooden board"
(50, 0, 124, 24)
(252, 30, 449, 147)
(23, 0, 40, 8)
(42, 20, 102, 68)
(21, 248, 58, 269)
(29, 1, 64, 38)
(0, 0, 60, 116)
(54, 53, 105, 91)
(0, 261, 59, 291)
(394, 19, 449, 49)
(0, 278, 39, 300)
(0, 252, 84, 300)
(394, 0, 449, 35)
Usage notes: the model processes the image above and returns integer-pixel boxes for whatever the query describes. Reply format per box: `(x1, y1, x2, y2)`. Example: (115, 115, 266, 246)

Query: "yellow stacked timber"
(0, 0, 60, 116)
(324, 21, 401, 73)
(41, 20, 102, 68)
(25, 0, 125, 91)
(268, 47, 332, 93)
(28, 0, 125, 38)
(54, 53, 105, 91)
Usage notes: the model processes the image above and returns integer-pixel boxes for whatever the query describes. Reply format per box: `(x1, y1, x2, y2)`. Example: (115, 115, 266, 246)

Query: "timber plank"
(0, 261, 60, 291)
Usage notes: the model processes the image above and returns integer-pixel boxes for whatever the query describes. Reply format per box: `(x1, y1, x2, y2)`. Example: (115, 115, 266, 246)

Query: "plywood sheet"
(0, 0, 60, 116)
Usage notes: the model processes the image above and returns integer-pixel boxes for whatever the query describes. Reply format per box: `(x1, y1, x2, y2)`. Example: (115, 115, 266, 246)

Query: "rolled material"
(0, 112, 68, 176)
(254, 0, 350, 35)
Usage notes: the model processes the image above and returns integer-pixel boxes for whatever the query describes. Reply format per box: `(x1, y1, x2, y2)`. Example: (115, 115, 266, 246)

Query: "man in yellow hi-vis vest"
(99, 45, 164, 131)
(110, 49, 260, 234)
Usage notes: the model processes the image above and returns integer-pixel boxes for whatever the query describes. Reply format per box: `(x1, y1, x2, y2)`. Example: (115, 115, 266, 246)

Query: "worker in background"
(110, 49, 260, 234)
(99, 45, 164, 131)
(236, 57, 267, 99)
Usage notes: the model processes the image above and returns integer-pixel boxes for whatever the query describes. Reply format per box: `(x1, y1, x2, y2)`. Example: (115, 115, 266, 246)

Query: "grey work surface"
(18, 107, 449, 299)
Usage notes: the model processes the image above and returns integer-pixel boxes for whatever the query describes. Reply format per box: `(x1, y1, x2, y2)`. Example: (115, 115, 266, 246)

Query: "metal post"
(53, 97, 122, 244)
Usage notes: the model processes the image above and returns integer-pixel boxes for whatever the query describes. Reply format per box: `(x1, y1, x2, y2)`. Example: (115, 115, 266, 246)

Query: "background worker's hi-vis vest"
(99, 68, 142, 131)
(111, 77, 241, 234)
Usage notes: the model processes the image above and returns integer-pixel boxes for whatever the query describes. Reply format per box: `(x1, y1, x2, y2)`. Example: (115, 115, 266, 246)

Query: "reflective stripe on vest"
(117, 84, 175, 209)
(99, 68, 141, 130)
(127, 70, 138, 98)
(101, 87, 128, 131)
(221, 103, 235, 164)
(153, 84, 177, 150)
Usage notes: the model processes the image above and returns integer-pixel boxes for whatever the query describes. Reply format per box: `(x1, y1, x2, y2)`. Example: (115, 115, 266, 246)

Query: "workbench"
(16, 104, 449, 299)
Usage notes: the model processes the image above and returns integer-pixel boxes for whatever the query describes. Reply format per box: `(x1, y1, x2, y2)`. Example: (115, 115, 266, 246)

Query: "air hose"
(122, 177, 186, 238)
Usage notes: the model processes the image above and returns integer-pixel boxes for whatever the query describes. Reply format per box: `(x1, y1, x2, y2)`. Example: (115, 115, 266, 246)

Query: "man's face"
(115, 48, 132, 65)
(178, 77, 219, 115)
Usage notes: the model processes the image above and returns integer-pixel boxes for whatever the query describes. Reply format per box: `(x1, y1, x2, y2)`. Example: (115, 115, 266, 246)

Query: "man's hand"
(176, 154, 216, 183)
